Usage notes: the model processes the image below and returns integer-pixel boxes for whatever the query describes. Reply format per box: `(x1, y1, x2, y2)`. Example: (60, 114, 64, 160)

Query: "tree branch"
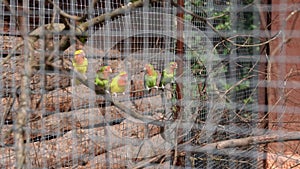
(47, 0, 84, 21)
(171, 0, 280, 48)
(80, 0, 144, 31)
(49, 64, 167, 127)
(189, 131, 300, 153)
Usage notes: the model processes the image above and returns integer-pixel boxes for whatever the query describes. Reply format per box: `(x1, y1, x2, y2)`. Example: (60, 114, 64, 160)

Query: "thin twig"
(172, 0, 281, 48)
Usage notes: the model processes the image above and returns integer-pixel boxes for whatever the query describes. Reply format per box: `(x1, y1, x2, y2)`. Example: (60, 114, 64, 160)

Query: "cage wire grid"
(0, 0, 300, 169)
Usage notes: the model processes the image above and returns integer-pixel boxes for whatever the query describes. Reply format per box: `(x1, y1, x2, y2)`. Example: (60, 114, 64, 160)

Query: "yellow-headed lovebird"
(72, 50, 88, 85)
(95, 65, 112, 94)
(159, 62, 178, 90)
(110, 71, 128, 96)
(144, 63, 158, 93)
(72, 50, 88, 73)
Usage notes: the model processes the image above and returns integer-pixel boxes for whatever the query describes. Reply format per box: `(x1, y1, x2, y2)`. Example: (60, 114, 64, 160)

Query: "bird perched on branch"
(144, 63, 158, 94)
(95, 65, 112, 94)
(160, 62, 178, 119)
(72, 50, 88, 85)
(159, 62, 178, 90)
(110, 71, 128, 96)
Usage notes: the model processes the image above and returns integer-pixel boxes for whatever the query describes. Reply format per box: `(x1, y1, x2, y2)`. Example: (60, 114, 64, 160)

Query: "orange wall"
(267, 0, 300, 164)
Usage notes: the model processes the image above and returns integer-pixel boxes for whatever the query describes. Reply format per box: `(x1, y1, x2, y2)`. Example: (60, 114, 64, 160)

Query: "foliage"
(185, 0, 259, 104)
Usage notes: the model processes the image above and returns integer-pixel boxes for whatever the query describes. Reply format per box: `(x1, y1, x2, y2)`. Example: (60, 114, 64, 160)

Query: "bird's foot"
(145, 87, 150, 91)
(154, 86, 159, 90)
(105, 90, 110, 94)
(144, 87, 150, 95)
(112, 92, 117, 97)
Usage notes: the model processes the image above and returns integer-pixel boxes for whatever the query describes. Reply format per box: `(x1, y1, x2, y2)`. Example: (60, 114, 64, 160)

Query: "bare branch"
(81, 0, 144, 31)
(171, 0, 280, 48)
(1, 0, 147, 62)
(190, 131, 300, 153)
(45, 63, 166, 127)
(47, 0, 84, 21)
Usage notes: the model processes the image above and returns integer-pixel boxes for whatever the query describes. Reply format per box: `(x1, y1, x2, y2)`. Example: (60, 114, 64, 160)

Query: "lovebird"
(159, 62, 178, 90)
(72, 50, 88, 85)
(95, 65, 112, 94)
(110, 71, 128, 96)
(160, 62, 178, 117)
(144, 63, 158, 93)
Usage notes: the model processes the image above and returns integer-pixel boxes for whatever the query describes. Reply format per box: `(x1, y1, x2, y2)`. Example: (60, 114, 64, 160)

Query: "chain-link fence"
(0, 0, 299, 168)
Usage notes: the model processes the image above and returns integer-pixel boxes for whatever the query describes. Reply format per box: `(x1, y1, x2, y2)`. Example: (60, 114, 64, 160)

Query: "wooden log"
(0, 89, 168, 143)
(79, 134, 172, 169)
(0, 118, 168, 169)
(0, 51, 183, 168)
(0, 106, 122, 145)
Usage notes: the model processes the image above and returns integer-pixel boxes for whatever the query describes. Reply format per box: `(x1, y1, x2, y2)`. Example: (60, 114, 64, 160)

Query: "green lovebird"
(144, 63, 158, 93)
(160, 62, 178, 117)
(95, 65, 112, 94)
(72, 50, 88, 85)
(110, 71, 128, 96)
(159, 62, 178, 90)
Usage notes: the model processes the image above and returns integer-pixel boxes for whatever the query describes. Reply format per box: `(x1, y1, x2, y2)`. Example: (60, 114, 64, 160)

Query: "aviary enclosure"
(1, 0, 300, 168)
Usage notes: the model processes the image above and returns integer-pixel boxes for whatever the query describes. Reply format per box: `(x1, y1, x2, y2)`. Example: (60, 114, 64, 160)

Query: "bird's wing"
(110, 75, 120, 93)
(159, 70, 166, 86)
(82, 58, 88, 73)
(144, 73, 148, 88)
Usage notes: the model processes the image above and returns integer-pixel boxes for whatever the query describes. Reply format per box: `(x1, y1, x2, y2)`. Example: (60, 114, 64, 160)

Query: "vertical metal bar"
(276, 0, 287, 161)
(15, 1, 31, 168)
(174, 0, 184, 167)
(38, 0, 47, 167)
(258, 0, 271, 168)
(103, 1, 112, 168)
(175, 0, 184, 117)
(0, 4, 4, 165)
(87, 0, 97, 167)
(229, 0, 237, 168)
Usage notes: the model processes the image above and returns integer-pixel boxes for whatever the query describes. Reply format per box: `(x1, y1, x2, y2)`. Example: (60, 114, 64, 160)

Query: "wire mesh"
(0, 0, 300, 168)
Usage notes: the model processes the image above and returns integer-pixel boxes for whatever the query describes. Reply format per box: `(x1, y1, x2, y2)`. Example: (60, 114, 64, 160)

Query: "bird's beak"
(109, 68, 112, 73)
